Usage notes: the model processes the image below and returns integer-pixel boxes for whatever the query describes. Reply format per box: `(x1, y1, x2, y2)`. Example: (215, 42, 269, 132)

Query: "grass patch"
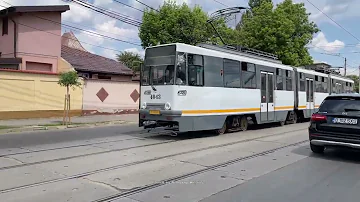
(0, 126, 17, 130)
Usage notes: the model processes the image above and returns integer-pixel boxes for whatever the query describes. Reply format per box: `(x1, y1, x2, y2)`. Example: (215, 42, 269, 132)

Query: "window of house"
(223, 59, 240, 88)
(241, 62, 256, 88)
(2, 17, 8, 36)
(276, 68, 283, 90)
(98, 74, 112, 80)
(285, 70, 292, 91)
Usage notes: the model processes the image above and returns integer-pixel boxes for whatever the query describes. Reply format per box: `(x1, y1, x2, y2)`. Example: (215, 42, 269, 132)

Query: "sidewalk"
(0, 114, 139, 127)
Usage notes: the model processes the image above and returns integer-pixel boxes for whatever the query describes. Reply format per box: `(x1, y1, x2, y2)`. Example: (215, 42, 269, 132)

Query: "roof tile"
(61, 45, 133, 75)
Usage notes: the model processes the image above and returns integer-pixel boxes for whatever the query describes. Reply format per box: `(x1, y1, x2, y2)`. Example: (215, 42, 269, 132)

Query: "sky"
(1, 0, 360, 75)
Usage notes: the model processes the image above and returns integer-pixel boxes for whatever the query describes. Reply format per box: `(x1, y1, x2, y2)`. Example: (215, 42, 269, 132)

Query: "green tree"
(117, 51, 143, 72)
(139, 0, 236, 48)
(248, 0, 272, 9)
(58, 71, 82, 125)
(346, 75, 359, 93)
(237, 0, 319, 66)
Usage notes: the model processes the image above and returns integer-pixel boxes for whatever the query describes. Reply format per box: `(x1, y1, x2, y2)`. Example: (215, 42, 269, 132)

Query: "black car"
(309, 94, 360, 153)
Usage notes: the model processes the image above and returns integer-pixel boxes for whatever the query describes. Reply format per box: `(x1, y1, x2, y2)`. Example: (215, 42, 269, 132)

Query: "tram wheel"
(215, 121, 227, 135)
(279, 121, 285, 126)
(240, 116, 248, 131)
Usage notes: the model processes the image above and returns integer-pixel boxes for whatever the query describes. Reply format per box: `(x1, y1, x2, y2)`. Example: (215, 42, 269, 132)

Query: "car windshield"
(319, 97, 360, 113)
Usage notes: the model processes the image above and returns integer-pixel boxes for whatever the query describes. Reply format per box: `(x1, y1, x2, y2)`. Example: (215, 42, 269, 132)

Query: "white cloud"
(311, 32, 345, 53)
(101, 48, 118, 60)
(75, 30, 105, 53)
(95, 20, 139, 41)
(93, 0, 113, 6)
(124, 48, 145, 58)
(62, 4, 92, 23)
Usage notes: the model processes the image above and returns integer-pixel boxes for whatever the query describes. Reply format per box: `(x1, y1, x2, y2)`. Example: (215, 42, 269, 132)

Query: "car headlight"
(141, 102, 147, 109)
(164, 102, 171, 110)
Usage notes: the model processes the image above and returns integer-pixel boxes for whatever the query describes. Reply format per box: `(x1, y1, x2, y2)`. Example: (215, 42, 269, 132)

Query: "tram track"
(0, 127, 307, 194)
(92, 139, 309, 202)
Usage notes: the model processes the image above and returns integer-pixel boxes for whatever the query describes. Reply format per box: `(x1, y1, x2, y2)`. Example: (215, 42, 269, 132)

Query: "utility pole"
(344, 57, 347, 76)
(358, 66, 360, 94)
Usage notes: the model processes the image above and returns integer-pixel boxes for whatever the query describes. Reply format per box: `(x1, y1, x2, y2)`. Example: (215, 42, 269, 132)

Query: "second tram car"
(139, 43, 354, 134)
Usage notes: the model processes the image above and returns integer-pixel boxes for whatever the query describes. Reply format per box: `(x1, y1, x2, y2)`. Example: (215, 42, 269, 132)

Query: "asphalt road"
(0, 124, 142, 148)
(1, 122, 360, 202)
(127, 146, 360, 202)
(199, 147, 360, 202)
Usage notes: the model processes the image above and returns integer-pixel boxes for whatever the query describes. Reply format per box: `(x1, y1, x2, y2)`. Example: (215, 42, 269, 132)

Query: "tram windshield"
(142, 45, 188, 86)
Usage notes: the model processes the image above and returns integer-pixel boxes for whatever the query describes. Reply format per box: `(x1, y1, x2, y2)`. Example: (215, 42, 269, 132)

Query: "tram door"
(306, 78, 314, 117)
(260, 72, 275, 122)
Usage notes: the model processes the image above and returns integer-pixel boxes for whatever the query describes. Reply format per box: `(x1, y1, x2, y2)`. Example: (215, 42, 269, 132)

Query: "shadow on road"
(292, 144, 360, 164)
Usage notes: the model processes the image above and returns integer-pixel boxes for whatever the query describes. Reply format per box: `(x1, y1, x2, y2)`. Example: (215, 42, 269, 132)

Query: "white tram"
(139, 43, 354, 134)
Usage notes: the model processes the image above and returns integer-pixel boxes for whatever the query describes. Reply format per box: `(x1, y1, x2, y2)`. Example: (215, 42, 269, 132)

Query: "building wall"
(17, 12, 62, 72)
(0, 12, 62, 72)
(82, 79, 139, 115)
(0, 70, 83, 120)
(57, 57, 74, 73)
(0, 16, 16, 58)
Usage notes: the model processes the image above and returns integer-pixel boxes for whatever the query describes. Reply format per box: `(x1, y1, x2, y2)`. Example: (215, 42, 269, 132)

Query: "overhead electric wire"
(62, 19, 141, 42)
(0, 1, 142, 47)
(28, 14, 141, 46)
(13, 21, 139, 54)
(112, 0, 148, 13)
(134, 0, 159, 12)
(72, 0, 141, 27)
(212, 0, 228, 7)
(305, 0, 360, 43)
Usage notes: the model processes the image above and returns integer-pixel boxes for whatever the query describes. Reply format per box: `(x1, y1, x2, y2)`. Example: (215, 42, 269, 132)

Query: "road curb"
(0, 121, 137, 135)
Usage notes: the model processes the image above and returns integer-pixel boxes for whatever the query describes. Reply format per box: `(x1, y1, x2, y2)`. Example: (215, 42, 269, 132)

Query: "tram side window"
(276, 68, 284, 90)
(188, 54, 204, 86)
(142, 66, 150, 86)
(223, 59, 241, 88)
(241, 62, 256, 88)
(299, 73, 305, 91)
(323, 77, 328, 93)
(203, 56, 224, 87)
(285, 70, 292, 91)
(315, 76, 323, 93)
(332, 79, 337, 93)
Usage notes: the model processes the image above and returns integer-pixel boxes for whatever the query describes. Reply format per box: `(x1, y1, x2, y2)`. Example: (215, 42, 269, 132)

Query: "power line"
(62, 20, 141, 42)
(71, 0, 141, 27)
(29, 14, 141, 46)
(113, 0, 147, 13)
(16, 21, 135, 54)
(134, 0, 159, 12)
(0, 1, 142, 47)
(212, 0, 228, 7)
(305, 0, 360, 43)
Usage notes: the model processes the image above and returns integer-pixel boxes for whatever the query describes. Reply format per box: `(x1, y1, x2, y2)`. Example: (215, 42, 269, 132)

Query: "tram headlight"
(141, 102, 147, 109)
(164, 102, 171, 110)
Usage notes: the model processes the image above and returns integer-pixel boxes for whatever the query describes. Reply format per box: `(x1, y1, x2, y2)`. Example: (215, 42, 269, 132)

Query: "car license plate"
(332, 118, 358, 125)
(149, 110, 160, 115)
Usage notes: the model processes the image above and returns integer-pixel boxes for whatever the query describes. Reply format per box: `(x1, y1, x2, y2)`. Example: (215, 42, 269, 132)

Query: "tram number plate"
(149, 110, 160, 115)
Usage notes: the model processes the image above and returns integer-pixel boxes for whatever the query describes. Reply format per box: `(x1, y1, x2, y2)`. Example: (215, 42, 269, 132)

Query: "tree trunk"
(66, 86, 70, 127)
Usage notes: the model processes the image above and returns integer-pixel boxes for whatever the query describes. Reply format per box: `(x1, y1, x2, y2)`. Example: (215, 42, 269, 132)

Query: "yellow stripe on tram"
(274, 106, 294, 110)
(182, 106, 303, 115)
(182, 108, 260, 115)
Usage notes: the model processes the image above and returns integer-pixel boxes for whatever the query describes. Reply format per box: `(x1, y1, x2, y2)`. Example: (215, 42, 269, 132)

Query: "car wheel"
(310, 143, 325, 154)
